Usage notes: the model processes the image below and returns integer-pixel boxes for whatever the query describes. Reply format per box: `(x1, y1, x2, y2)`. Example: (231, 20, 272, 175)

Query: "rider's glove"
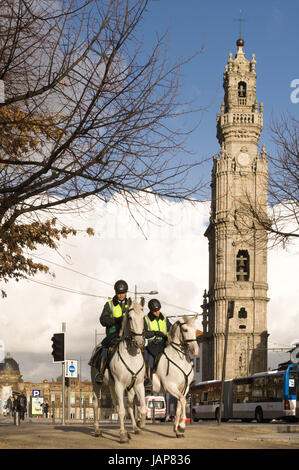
(155, 331, 164, 338)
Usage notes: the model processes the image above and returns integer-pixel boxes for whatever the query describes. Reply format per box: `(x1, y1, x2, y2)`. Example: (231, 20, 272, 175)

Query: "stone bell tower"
(202, 38, 269, 381)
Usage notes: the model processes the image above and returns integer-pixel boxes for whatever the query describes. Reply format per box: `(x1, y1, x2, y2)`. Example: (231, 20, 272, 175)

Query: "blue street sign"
(32, 390, 41, 396)
(65, 360, 78, 378)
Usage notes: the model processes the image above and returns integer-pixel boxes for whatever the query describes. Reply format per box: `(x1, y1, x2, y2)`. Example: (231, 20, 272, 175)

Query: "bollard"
(52, 401, 55, 424)
(83, 400, 86, 424)
(14, 411, 20, 426)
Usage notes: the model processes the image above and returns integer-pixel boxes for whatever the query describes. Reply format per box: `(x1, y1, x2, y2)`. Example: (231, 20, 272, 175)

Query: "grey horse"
(152, 314, 199, 438)
(91, 298, 146, 443)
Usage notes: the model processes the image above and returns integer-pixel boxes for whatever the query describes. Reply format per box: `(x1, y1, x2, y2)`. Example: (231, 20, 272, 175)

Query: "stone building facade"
(202, 38, 269, 381)
(0, 353, 113, 419)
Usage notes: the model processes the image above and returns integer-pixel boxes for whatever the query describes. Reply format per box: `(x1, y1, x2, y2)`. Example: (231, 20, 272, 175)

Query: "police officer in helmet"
(94, 279, 129, 383)
(144, 298, 172, 388)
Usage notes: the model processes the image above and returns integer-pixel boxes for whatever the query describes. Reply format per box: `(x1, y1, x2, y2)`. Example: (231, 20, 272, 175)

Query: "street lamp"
(134, 285, 158, 301)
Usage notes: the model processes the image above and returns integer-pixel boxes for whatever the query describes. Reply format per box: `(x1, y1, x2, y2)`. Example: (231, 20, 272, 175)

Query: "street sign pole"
(62, 322, 66, 425)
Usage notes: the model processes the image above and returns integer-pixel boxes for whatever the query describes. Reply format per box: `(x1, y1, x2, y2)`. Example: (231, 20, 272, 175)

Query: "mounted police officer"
(144, 299, 172, 388)
(94, 280, 129, 383)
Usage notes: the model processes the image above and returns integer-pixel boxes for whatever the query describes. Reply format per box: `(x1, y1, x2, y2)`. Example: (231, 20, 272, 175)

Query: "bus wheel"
(255, 407, 263, 423)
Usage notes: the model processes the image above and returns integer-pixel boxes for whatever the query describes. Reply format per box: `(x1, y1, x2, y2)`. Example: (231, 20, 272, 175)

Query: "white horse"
(91, 298, 146, 443)
(152, 315, 199, 438)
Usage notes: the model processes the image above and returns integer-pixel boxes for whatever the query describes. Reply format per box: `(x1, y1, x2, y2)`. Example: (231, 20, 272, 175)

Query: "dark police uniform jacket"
(100, 295, 128, 348)
(144, 311, 172, 357)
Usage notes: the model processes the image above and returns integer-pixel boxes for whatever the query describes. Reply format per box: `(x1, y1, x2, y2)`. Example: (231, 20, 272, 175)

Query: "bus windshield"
(148, 400, 165, 410)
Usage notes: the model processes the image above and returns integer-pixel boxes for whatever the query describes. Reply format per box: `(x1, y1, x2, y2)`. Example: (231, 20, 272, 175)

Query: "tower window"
(238, 307, 247, 319)
(238, 81, 247, 98)
(236, 250, 250, 281)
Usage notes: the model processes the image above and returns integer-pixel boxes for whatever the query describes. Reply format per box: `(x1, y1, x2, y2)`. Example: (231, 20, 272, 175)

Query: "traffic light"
(65, 377, 70, 387)
(51, 333, 65, 362)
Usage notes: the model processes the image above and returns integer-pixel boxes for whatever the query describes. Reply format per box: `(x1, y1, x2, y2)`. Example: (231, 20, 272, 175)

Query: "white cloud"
(0, 194, 298, 380)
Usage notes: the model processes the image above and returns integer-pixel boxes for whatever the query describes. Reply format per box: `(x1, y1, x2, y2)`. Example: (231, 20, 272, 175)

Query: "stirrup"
(95, 372, 104, 384)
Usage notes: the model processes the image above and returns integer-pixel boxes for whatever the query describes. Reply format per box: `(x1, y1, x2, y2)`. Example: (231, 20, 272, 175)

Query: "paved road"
(1, 417, 299, 450)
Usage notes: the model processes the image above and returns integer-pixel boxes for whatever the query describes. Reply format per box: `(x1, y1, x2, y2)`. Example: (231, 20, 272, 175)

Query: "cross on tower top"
(234, 9, 246, 39)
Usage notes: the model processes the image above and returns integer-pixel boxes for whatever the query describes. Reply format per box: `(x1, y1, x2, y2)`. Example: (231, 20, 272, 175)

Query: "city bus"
(190, 364, 299, 423)
(190, 379, 232, 421)
(145, 395, 167, 421)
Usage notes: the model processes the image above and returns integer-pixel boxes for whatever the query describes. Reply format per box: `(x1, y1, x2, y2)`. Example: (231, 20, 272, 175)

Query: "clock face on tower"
(237, 152, 251, 167)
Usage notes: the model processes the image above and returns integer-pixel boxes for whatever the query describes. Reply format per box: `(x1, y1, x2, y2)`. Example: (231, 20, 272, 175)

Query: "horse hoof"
(134, 428, 141, 435)
(120, 433, 129, 444)
(94, 431, 102, 438)
(128, 432, 132, 440)
(176, 433, 185, 438)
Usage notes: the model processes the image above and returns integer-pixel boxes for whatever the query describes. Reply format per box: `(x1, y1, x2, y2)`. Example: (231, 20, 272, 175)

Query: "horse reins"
(116, 307, 145, 391)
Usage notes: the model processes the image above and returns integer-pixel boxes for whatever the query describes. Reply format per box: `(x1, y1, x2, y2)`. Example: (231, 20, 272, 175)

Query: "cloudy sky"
(0, 193, 298, 382)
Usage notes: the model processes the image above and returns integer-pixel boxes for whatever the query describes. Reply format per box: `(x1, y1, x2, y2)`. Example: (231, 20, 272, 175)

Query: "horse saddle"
(88, 345, 102, 369)
(153, 349, 164, 373)
(88, 343, 119, 369)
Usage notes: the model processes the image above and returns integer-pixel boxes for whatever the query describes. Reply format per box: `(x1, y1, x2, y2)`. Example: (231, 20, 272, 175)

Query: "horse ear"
(127, 297, 132, 308)
(140, 297, 145, 308)
(194, 313, 199, 321)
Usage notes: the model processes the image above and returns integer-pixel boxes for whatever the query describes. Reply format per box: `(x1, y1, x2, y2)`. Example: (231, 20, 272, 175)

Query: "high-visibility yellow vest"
(108, 300, 128, 334)
(145, 315, 167, 342)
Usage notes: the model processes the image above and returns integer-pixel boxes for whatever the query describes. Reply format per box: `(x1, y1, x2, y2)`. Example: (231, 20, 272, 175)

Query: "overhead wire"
(28, 255, 202, 316)
(25, 277, 108, 299)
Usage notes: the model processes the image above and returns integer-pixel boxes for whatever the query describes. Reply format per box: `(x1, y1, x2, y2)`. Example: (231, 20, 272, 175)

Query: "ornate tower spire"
(202, 39, 269, 381)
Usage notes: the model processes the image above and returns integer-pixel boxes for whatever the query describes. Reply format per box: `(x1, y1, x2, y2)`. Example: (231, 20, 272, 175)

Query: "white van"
(145, 395, 166, 421)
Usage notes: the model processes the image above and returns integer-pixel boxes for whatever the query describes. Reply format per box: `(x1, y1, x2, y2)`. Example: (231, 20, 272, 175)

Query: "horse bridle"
(170, 321, 196, 353)
(125, 307, 145, 345)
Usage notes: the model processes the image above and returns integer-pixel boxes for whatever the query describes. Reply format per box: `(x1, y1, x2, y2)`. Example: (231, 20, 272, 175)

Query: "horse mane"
(118, 299, 143, 339)
(119, 310, 129, 339)
(167, 320, 180, 342)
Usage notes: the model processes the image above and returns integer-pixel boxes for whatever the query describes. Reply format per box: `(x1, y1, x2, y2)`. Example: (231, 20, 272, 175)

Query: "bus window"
(252, 377, 266, 402)
(276, 375, 284, 401)
(233, 378, 252, 403)
(266, 376, 276, 402)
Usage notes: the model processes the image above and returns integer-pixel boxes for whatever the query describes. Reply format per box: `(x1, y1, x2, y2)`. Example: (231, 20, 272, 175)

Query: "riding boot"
(95, 357, 108, 384)
(144, 365, 152, 390)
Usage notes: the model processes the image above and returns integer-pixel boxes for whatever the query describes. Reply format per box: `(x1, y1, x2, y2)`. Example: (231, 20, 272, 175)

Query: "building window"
(236, 250, 250, 281)
(238, 307, 247, 319)
(238, 81, 247, 98)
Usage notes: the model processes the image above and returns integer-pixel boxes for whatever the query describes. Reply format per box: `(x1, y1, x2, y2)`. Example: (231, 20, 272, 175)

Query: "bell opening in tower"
(236, 250, 250, 281)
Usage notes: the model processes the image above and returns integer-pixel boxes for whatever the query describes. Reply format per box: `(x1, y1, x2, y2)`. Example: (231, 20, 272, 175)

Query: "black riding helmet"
(148, 298, 161, 312)
(114, 279, 128, 294)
